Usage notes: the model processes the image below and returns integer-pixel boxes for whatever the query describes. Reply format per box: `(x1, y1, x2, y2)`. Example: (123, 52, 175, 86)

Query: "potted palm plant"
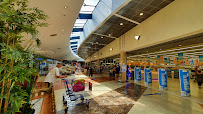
(0, 0, 48, 113)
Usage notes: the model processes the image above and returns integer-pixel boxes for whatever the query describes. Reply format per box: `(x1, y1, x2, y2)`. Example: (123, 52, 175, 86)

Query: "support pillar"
(120, 51, 127, 82)
(90, 61, 92, 67)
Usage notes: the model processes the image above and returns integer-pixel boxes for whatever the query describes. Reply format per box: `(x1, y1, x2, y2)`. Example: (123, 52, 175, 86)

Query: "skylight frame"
(70, 0, 101, 53)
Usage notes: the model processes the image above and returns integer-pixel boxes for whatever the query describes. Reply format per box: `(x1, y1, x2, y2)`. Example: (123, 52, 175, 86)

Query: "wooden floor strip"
(40, 94, 53, 114)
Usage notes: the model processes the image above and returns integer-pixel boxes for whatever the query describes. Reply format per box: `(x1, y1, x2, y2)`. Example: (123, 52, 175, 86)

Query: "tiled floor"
(137, 72, 203, 104)
(37, 72, 203, 114)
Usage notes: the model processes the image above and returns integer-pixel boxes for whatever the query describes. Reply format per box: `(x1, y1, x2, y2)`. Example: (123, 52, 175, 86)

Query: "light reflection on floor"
(38, 73, 203, 114)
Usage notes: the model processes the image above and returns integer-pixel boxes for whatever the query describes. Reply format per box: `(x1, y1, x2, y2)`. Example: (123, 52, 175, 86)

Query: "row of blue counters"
(134, 68, 190, 97)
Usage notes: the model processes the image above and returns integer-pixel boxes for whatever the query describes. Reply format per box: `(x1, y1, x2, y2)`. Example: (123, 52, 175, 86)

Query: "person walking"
(86, 66, 89, 76)
(196, 70, 203, 89)
(113, 67, 116, 80)
(89, 67, 93, 79)
(115, 66, 120, 81)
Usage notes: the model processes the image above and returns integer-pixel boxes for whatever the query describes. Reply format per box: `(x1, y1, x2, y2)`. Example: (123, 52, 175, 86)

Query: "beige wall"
(85, 0, 203, 63)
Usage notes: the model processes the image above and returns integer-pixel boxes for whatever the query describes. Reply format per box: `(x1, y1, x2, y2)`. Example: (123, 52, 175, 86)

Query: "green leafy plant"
(0, 0, 48, 113)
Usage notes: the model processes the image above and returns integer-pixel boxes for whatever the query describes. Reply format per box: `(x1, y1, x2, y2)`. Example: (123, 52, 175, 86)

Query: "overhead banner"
(164, 58, 167, 65)
(134, 67, 141, 83)
(157, 56, 160, 65)
(158, 69, 167, 90)
(147, 60, 150, 65)
(185, 58, 189, 65)
(199, 55, 203, 65)
(190, 59, 195, 66)
(144, 68, 152, 86)
(167, 58, 170, 65)
(195, 59, 199, 66)
(179, 69, 190, 97)
(178, 53, 184, 64)
(160, 56, 164, 64)
(157, 56, 164, 65)
(173, 57, 177, 65)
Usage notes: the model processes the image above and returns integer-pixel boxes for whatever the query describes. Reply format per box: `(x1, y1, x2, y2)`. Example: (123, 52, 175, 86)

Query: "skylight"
(70, 0, 100, 50)
(71, 32, 82, 37)
(80, 6, 95, 14)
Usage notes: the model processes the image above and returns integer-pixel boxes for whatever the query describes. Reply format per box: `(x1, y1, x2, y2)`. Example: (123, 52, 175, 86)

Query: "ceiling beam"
(81, 47, 91, 48)
(82, 50, 97, 53)
(85, 42, 106, 46)
(114, 14, 140, 25)
(93, 33, 117, 39)
(81, 47, 101, 50)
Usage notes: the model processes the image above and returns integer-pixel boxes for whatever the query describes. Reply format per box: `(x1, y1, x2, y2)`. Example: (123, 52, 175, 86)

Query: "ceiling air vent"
(50, 34, 57, 37)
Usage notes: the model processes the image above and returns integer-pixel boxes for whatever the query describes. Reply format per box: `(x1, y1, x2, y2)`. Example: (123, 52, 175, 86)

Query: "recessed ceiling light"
(109, 34, 111, 36)
(160, 49, 162, 50)
(62, 30, 64, 31)
(120, 23, 123, 25)
(101, 36, 103, 38)
(179, 45, 182, 46)
(135, 35, 140, 40)
(96, 42, 98, 44)
(140, 13, 144, 16)
(110, 48, 113, 51)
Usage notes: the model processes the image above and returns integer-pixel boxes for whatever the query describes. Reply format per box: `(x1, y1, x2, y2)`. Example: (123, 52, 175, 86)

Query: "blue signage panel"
(144, 68, 152, 85)
(47, 59, 52, 61)
(158, 69, 167, 90)
(122, 64, 126, 73)
(35, 58, 43, 60)
(179, 69, 190, 96)
(134, 67, 141, 83)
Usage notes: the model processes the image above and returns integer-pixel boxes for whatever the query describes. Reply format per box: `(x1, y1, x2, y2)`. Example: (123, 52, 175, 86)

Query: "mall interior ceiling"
(21, 0, 84, 61)
(93, 33, 203, 62)
(21, 0, 202, 62)
(78, 0, 175, 59)
(127, 33, 203, 57)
